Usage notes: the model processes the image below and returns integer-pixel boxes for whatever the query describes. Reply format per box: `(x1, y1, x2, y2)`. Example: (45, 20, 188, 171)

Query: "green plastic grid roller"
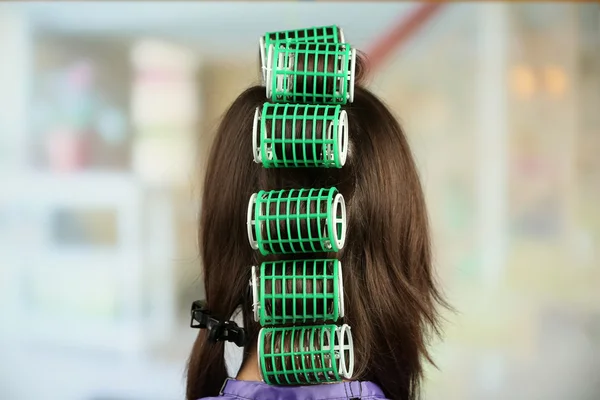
(265, 42, 356, 105)
(259, 26, 345, 83)
(258, 324, 354, 385)
(246, 188, 347, 255)
(250, 259, 344, 325)
(252, 103, 348, 168)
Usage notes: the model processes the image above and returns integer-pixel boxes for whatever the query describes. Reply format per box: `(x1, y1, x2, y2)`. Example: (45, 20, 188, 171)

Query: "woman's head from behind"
(187, 52, 445, 400)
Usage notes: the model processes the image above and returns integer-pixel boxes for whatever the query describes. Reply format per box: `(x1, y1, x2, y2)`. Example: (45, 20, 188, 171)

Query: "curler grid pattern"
(264, 26, 343, 48)
(260, 26, 344, 83)
(253, 103, 348, 168)
(247, 188, 346, 255)
(266, 43, 356, 105)
(252, 259, 344, 325)
(250, 26, 356, 388)
(258, 324, 354, 385)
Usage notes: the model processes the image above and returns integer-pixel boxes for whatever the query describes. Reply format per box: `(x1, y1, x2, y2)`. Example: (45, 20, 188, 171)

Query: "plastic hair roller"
(265, 43, 356, 105)
(252, 103, 348, 168)
(258, 324, 354, 385)
(250, 259, 344, 325)
(246, 188, 347, 255)
(260, 25, 345, 83)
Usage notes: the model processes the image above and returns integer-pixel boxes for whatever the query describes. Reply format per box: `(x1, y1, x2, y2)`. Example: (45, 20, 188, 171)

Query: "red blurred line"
(366, 3, 445, 71)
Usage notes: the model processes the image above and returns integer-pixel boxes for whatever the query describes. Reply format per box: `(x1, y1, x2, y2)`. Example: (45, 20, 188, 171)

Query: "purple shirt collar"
(204, 379, 387, 400)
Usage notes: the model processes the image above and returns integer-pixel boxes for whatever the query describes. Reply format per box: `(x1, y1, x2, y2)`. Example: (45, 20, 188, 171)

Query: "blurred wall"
(0, 2, 599, 400)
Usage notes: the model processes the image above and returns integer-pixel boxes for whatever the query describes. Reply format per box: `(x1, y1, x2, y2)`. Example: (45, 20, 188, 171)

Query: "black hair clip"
(190, 300, 248, 347)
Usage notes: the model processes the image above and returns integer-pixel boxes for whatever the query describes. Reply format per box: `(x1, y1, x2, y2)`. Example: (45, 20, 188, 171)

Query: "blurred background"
(0, 1, 599, 399)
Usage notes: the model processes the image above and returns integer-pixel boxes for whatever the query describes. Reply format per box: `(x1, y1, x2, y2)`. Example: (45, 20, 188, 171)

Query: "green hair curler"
(252, 103, 348, 168)
(246, 188, 347, 255)
(258, 324, 354, 385)
(250, 259, 344, 325)
(259, 26, 345, 83)
(265, 42, 356, 105)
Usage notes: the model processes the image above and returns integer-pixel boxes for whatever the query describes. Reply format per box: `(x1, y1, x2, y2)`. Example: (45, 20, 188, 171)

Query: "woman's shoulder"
(198, 379, 390, 400)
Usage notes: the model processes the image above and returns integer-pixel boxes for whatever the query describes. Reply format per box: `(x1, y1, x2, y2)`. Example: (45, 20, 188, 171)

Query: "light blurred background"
(0, 1, 599, 399)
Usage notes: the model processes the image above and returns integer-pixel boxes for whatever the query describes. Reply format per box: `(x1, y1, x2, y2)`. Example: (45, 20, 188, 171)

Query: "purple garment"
(200, 379, 388, 400)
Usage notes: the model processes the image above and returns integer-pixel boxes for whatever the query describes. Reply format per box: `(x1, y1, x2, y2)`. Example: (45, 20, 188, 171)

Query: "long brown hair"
(187, 53, 446, 400)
